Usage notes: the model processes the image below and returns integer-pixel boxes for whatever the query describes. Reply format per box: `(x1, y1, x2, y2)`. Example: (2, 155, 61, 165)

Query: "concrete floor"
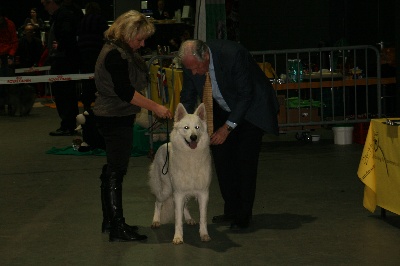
(1, 101, 400, 266)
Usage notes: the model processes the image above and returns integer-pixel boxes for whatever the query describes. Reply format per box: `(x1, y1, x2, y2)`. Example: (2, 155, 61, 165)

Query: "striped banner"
(15, 66, 51, 74)
(0, 73, 94, 85)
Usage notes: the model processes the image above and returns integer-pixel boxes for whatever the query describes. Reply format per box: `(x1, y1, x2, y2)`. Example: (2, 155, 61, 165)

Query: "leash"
(161, 119, 170, 175)
(147, 118, 170, 175)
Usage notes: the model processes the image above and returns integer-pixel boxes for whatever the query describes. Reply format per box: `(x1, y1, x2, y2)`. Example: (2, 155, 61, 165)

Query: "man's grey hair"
(178, 40, 208, 62)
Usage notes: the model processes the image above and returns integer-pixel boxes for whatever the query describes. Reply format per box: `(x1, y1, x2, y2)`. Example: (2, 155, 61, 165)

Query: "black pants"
(79, 48, 100, 110)
(0, 55, 15, 109)
(211, 101, 263, 222)
(96, 115, 135, 176)
(50, 56, 79, 131)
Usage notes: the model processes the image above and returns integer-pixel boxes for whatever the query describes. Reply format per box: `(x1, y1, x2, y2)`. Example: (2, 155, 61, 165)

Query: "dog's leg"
(198, 191, 211, 242)
(151, 201, 162, 228)
(172, 193, 184, 244)
(183, 202, 196, 225)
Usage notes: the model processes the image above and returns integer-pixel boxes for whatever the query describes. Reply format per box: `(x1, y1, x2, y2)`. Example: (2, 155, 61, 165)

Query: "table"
(357, 118, 400, 215)
(147, 64, 396, 117)
(149, 64, 183, 115)
(272, 77, 396, 90)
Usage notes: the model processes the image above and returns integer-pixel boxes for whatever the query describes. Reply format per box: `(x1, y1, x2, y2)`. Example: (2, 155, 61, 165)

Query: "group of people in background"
(0, 1, 107, 129)
(0, 0, 190, 121)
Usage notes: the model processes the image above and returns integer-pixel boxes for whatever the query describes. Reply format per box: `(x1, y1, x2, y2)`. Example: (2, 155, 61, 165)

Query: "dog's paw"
(201, 234, 211, 242)
(185, 218, 197, 225)
(151, 221, 161, 228)
(172, 237, 184, 245)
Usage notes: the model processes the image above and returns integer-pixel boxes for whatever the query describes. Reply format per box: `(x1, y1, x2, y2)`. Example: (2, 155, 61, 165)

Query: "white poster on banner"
(194, 0, 227, 41)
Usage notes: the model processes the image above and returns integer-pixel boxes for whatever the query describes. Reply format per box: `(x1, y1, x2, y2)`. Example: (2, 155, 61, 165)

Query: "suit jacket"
(180, 39, 279, 135)
(48, 6, 78, 59)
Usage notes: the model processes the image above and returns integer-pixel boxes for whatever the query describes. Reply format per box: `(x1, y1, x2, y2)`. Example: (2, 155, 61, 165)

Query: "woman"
(23, 8, 45, 38)
(94, 10, 172, 242)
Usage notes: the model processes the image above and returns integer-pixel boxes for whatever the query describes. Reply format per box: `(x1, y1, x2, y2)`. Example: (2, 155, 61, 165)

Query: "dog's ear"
(194, 103, 206, 121)
(174, 103, 187, 122)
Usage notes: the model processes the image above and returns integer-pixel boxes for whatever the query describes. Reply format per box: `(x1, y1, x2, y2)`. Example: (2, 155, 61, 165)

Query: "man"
(62, 0, 84, 27)
(16, 24, 44, 68)
(178, 39, 279, 231)
(41, 0, 79, 136)
(0, 7, 18, 114)
(152, 0, 170, 20)
(77, 1, 108, 111)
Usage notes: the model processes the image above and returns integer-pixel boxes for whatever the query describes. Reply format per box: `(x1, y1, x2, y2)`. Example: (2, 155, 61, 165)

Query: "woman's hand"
(130, 91, 172, 119)
(153, 105, 172, 120)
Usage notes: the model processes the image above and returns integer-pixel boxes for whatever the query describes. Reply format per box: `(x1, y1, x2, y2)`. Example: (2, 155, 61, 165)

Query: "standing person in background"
(62, 0, 84, 28)
(42, 0, 79, 136)
(15, 24, 44, 101)
(77, 1, 108, 111)
(94, 10, 172, 242)
(152, 0, 170, 20)
(178, 39, 279, 231)
(0, 7, 18, 115)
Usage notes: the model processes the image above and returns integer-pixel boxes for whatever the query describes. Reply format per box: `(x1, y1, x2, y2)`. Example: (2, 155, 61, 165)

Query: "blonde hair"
(104, 10, 155, 42)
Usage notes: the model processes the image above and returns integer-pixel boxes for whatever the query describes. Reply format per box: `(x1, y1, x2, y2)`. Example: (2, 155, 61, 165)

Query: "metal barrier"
(251, 45, 396, 129)
(145, 55, 176, 153)
(145, 46, 397, 131)
(144, 46, 397, 149)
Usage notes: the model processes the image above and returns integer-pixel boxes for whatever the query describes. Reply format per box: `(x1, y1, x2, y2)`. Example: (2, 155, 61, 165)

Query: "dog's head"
(170, 103, 209, 150)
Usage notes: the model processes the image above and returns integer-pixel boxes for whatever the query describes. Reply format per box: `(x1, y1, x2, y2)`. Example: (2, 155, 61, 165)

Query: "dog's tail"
(160, 196, 174, 224)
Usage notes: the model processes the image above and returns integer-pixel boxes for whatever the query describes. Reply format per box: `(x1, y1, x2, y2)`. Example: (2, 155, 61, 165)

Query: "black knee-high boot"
(100, 164, 110, 233)
(105, 172, 147, 242)
(100, 164, 138, 233)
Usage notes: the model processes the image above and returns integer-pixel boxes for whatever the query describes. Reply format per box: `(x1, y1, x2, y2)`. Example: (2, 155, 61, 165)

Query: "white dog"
(149, 103, 212, 244)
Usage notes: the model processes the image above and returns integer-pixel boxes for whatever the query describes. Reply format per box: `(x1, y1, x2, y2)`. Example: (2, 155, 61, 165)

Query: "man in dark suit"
(42, 0, 79, 136)
(178, 39, 279, 231)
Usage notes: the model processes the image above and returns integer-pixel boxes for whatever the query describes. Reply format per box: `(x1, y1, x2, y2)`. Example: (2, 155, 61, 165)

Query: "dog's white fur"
(149, 103, 212, 244)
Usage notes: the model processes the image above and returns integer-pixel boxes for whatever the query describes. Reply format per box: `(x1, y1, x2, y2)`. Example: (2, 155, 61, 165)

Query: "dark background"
(240, 0, 397, 50)
(2, 0, 113, 25)
(1, 1, 191, 27)
(1, 0, 397, 51)
(1, 0, 398, 114)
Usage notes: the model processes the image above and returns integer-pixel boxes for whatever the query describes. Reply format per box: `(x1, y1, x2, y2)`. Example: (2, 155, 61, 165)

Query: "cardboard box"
(277, 95, 321, 130)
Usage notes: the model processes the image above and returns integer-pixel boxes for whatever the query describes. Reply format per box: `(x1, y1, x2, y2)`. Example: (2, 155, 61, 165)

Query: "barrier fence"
(252, 45, 396, 129)
(145, 46, 396, 133)
(0, 66, 93, 85)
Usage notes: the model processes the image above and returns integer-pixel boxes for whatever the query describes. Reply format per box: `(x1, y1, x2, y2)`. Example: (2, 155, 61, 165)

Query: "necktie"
(202, 72, 213, 136)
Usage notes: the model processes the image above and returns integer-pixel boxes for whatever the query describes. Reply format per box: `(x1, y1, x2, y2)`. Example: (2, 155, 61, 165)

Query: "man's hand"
(210, 124, 230, 145)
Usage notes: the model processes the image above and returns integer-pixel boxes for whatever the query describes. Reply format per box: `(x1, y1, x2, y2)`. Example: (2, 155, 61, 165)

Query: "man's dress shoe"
(230, 221, 250, 231)
(212, 214, 235, 223)
(49, 128, 76, 136)
(230, 216, 251, 231)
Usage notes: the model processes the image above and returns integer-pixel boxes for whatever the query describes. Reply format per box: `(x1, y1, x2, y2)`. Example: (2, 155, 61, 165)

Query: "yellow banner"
(357, 118, 400, 215)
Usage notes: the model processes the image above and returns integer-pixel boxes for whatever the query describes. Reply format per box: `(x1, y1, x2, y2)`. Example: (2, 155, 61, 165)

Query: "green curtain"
(205, 0, 227, 40)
